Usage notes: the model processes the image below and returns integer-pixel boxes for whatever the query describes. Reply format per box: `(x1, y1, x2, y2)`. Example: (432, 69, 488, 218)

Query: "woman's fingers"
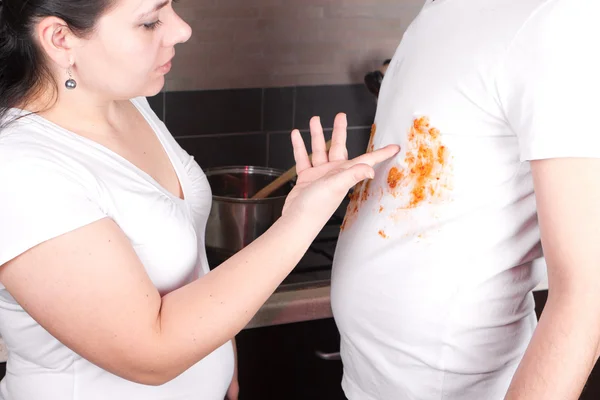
(324, 145, 399, 194)
(347, 144, 400, 168)
(309, 116, 329, 167)
(291, 129, 311, 174)
(329, 113, 348, 162)
(324, 164, 375, 193)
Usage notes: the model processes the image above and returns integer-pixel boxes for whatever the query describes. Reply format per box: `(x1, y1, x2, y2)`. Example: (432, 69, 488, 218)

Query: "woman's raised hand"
(282, 113, 400, 222)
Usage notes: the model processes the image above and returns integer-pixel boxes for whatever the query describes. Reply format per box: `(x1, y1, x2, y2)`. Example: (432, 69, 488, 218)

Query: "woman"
(0, 0, 399, 399)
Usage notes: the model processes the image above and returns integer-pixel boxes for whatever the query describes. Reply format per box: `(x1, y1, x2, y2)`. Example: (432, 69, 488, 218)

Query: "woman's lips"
(157, 60, 172, 74)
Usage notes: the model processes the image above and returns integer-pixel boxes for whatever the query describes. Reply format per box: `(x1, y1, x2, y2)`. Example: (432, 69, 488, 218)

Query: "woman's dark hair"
(0, 0, 114, 126)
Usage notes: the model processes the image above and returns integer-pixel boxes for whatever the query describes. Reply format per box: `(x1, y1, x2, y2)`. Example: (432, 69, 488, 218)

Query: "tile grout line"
(291, 87, 297, 129)
(172, 125, 373, 140)
(265, 132, 270, 168)
(261, 88, 269, 167)
(260, 88, 265, 132)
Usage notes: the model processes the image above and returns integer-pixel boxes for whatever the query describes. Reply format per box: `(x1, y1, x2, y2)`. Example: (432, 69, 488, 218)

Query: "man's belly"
(330, 236, 541, 399)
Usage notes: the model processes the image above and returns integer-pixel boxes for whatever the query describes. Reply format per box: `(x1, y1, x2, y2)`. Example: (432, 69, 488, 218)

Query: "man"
(331, 0, 600, 399)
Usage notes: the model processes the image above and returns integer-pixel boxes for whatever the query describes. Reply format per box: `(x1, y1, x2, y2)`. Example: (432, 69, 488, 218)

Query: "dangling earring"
(65, 67, 77, 90)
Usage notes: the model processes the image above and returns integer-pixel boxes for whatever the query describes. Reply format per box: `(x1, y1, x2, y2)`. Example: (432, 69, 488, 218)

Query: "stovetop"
(206, 200, 347, 292)
(275, 213, 341, 291)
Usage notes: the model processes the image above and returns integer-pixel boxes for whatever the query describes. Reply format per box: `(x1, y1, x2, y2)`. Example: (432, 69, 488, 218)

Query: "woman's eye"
(143, 20, 163, 31)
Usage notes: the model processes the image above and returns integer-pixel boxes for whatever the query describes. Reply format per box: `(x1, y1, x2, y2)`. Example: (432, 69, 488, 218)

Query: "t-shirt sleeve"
(0, 156, 107, 267)
(497, 0, 600, 162)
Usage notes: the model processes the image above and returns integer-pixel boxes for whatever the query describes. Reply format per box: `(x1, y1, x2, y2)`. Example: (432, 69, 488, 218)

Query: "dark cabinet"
(234, 293, 600, 400)
(236, 318, 347, 400)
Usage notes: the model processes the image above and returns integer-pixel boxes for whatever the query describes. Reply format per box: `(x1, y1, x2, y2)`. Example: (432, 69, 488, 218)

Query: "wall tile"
(147, 92, 165, 120)
(165, 89, 262, 137)
(166, 84, 374, 172)
(177, 133, 268, 170)
(263, 88, 295, 132)
(166, 0, 422, 90)
(268, 126, 371, 171)
(294, 84, 377, 130)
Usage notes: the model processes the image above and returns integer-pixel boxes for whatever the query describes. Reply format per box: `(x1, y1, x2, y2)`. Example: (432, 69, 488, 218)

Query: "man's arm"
(505, 157, 600, 399)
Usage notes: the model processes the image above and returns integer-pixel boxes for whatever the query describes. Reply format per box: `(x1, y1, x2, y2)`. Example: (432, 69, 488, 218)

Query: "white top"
(0, 98, 234, 399)
(331, 0, 600, 399)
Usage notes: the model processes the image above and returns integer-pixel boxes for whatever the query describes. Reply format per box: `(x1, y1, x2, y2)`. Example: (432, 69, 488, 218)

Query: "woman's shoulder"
(0, 122, 100, 193)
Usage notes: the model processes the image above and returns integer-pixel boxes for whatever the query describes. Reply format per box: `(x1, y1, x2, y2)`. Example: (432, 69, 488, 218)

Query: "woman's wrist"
(276, 210, 328, 243)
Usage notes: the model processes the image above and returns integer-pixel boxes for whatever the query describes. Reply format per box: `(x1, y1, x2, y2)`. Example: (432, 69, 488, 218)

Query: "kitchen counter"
(244, 277, 549, 330)
(245, 282, 333, 329)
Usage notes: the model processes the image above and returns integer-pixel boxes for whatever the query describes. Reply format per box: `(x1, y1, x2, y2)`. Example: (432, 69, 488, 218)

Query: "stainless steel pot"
(205, 166, 294, 256)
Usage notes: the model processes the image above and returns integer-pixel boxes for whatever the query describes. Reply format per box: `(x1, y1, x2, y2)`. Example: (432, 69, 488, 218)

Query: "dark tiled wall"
(166, 0, 419, 90)
(147, 84, 377, 171)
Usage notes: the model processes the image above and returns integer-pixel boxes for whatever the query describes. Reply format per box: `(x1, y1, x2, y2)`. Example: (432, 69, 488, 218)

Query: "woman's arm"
(0, 213, 311, 385)
(505, 157, 600, 399)
(0, 115, 399, 386)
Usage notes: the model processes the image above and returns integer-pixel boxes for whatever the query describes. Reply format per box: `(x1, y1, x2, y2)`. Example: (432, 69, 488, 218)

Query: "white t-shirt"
(0, 98, 234, 399)
(331, 0, 600, 399)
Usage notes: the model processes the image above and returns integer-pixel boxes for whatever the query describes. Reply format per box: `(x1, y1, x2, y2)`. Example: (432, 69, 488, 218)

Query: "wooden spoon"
(251, 139, 332, 199)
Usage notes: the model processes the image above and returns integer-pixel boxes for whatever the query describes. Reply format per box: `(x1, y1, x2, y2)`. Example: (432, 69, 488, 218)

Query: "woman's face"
(71, 0, 191, 99)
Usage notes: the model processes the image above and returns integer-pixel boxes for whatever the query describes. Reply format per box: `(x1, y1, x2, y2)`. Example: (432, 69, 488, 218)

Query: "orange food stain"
(378, 230, 388, 239)
(342, 118, 452, 231)
(437, 145, 447, 163)
(361, 180, 371, 202)
(341, 180, 371, 231)
(386, 116, 452, 209)
(387, 166, 403, 189)
(341, 124, 378, 231)
(414, 117, 428, 131)
(367, 124, 377, 153)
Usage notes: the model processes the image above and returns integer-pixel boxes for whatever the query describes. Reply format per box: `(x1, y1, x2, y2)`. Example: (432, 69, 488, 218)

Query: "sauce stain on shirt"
(387, 116, 452, 209)
(341, 118, 452, 236)
(367, 124, 377, 152)
(387, 167, 404, 192)
(341, 124, 377, 231)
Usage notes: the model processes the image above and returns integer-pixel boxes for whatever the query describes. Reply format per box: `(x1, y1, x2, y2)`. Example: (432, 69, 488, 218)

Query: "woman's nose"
(165, 13, 192, 46)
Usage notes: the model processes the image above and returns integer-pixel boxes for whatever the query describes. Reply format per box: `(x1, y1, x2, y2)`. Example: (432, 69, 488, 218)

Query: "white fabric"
(331, 0, 600, 399)
(0, 98, 234, 399)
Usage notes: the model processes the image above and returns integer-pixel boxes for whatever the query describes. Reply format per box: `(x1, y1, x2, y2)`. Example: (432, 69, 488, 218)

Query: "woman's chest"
(98, 169, 211, 295)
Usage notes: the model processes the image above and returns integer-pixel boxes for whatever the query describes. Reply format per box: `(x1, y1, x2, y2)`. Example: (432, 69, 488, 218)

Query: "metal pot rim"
(204, 165, 292, 203)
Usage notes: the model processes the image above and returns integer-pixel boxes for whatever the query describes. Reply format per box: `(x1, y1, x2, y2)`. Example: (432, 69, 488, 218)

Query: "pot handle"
(315, 350, 341, 361)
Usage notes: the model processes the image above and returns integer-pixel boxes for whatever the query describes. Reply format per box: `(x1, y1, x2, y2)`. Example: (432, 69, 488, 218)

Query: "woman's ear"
(35, 17, 82, 69)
